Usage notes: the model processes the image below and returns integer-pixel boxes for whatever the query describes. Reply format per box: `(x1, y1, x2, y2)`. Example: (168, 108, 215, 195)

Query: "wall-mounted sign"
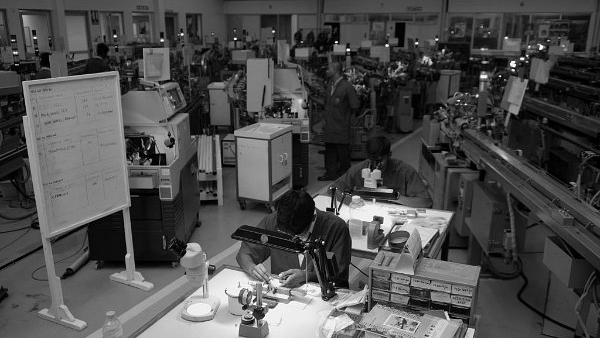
(406, 6, 423, 11)
(136, 5, 150, 11)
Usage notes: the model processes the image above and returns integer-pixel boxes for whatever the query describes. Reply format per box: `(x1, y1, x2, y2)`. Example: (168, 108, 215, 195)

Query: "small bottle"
(102, 311, 123, 338)
(348, 196, 365, 237)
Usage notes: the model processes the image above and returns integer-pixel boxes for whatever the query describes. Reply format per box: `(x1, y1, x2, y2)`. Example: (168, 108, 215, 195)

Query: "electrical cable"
(574, 272, 596, 338)
(517, 269, 576, 332)
(480, 253, 522, 280)
(10, 179, 35, 202)
(0, 225, 31, 234)
(0, 227, 32, 252)
(31, 229, 89, 282)
(0, 208, 37, 221)
(12, 158, 31, 184)
(350, 262, 369, 277)
(0, 220, 78, 273)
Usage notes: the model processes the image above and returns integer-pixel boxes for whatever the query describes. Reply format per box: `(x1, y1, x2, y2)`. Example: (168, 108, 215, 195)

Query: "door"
(20, 10, 52, 56)
(66, 12, 90, 61)
(270, 132, 292, 185)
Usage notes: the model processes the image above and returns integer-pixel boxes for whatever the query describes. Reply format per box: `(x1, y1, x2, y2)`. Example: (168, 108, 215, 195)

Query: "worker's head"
(326, 61, 343, 79)
(96, 43, 109, 58)
(366, 135, 392, 171)
(39, 52, 51, 68)
(276, 190, 316, 236)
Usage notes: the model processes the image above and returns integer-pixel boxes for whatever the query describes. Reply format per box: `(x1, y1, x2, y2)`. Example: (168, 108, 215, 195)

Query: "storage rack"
(368, 253, 481, 324)
(197, 133, 223, 205)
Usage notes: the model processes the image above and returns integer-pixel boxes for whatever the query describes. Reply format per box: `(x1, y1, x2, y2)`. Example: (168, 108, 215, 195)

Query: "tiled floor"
(0, 121, 579, 337)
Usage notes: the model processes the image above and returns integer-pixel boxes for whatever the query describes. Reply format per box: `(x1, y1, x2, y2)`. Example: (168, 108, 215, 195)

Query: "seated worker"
(32, 52, 51, 79)
(84, 43, 112, 74)
(331, 135, 432, 208)
(236, 190, 352, 289)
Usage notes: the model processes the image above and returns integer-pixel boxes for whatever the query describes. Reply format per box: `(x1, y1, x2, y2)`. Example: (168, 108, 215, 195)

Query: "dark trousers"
(324, 143, 351, 178)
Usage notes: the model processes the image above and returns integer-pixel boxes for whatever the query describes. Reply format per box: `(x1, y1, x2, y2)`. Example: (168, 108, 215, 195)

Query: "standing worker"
(32, 52, 51, 79)
(84, 43, 112, 74)
(318, 61, 360, 181)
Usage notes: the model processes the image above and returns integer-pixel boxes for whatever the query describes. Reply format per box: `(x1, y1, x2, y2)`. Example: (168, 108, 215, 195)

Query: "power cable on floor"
(0, 227, 32, 252)
(350, 261, 369, 277)
(10, 179, 35, 202)
(31, 229, 89, 282)
(0, 225, 31, 234)
(0, 208, 37, 221)
(517, 270, 576, 332)
(480, 253, 522, 280)
(0, 225, 83, 273)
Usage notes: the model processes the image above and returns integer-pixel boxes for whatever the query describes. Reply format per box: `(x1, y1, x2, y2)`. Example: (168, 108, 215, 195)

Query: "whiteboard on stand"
(22, 71, 130, 238)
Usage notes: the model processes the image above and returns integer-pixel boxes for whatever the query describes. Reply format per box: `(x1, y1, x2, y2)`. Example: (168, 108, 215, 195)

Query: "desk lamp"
(168, 238, 220, 322)
(232, 225, 339, 301)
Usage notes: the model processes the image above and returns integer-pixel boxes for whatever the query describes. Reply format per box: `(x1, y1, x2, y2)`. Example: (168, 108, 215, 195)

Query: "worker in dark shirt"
(236, 190, 352, 288)
(84, 43, 112, 74)
(32, 52, 51, 80)
(332, 135, 432, 208)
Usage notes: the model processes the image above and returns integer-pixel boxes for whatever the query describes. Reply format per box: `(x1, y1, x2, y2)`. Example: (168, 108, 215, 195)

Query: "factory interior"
(1, 1, 600, 337)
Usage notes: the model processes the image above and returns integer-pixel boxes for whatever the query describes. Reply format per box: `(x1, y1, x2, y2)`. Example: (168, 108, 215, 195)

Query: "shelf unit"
(369, 254, 481, 324)
(197, 134, 223, 205)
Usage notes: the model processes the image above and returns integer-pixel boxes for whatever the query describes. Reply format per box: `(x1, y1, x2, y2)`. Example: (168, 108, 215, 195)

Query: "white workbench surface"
(313, 195, 454, 259)
(135, 267, 334, 337)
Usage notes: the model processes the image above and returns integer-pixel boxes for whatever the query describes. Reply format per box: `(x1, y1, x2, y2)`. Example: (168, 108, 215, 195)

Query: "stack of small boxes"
(368, 252, 481, 324)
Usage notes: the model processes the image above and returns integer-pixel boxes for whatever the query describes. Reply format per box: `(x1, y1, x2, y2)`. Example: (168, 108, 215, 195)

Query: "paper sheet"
(145, 53, 164, 77)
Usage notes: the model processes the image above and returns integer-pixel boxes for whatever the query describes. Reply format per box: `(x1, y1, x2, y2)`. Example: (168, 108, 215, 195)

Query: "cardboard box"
(543, 236, 594, 289)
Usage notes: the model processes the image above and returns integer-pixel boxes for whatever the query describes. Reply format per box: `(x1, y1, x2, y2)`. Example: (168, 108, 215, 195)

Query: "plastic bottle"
(348, 195, 365, 237)
(102, 311, 123, 338)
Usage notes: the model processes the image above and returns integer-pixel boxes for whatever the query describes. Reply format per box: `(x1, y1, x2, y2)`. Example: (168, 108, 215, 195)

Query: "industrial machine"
(262, 64, 310, 188)
(0, 70, 25, 303)
(0, 71, 26, 180)
(88, 82, 200, 265)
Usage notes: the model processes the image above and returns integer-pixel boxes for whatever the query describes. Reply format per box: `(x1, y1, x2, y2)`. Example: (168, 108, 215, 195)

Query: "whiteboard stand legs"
(38, 274, 87, 330)
(38, 304, 87, 330)
(110, 208, 154, 291)
(110, 253, 154, 291)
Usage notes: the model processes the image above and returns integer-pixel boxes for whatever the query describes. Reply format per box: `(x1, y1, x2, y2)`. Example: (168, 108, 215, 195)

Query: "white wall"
(298, 14, 317, 31)
(448, 0, 597, 13)
(163, 0, 227, 45)
(3, 0, 226, 47)
(324, 0, 443, 14)
(242, 15, 261, 41)
(223, 0, 318, 14)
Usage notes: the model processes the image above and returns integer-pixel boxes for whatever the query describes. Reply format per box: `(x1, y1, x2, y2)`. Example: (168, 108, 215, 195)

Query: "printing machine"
(0, 71, 26, 180)
(88, 82, 200, 265)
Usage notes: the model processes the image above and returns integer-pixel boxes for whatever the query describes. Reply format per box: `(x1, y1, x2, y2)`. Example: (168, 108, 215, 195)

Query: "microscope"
(231, 225, 340, 338)
(168, 238, 220, 322)
(351, 160, 398, 201)
(235, 282, 270, 338)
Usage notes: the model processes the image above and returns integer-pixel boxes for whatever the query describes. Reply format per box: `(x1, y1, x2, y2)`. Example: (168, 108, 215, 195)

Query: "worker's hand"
(278, 269, 305, 288)
(249, 263, 271, 283)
